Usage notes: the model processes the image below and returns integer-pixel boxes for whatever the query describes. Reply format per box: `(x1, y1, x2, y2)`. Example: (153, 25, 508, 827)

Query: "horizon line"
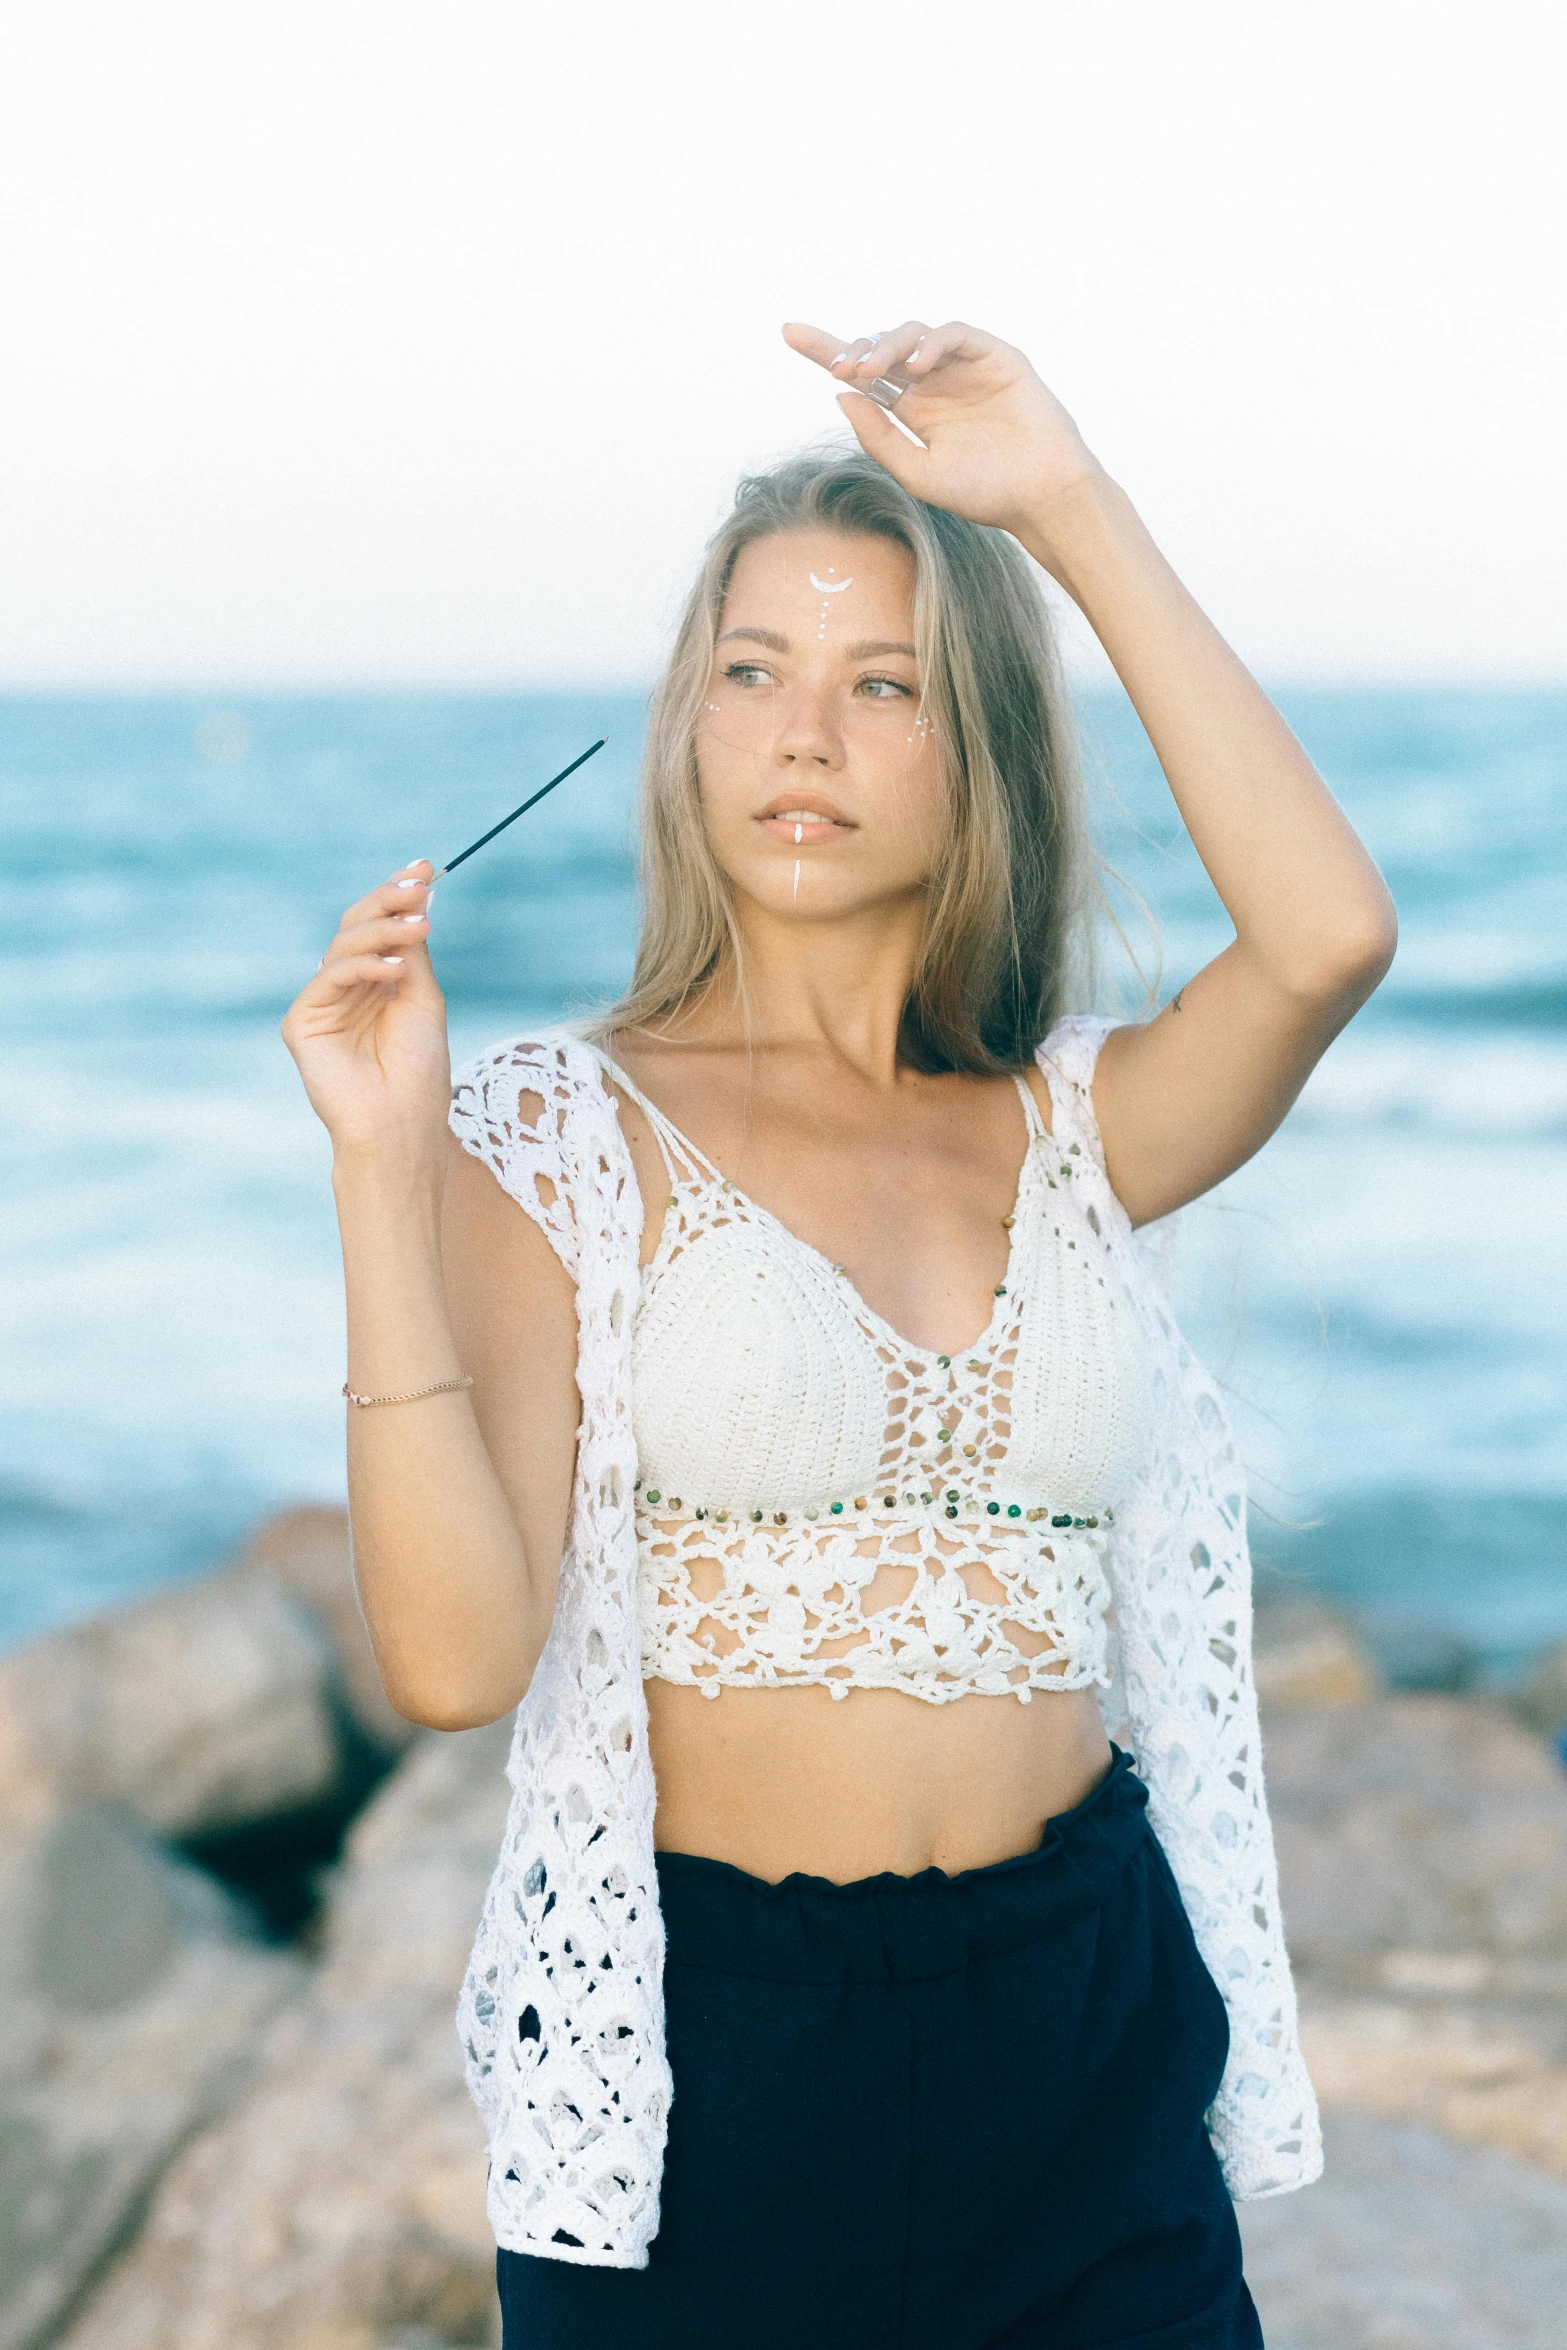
(4, 669, 1566, 699)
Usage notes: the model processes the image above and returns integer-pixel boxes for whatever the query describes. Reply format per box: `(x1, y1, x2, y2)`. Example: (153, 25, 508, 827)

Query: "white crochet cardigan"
(447, 1013, 1323, 2267)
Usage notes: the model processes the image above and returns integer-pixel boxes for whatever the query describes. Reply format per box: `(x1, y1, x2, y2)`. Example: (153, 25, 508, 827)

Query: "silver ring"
(867, 376, 907, 410)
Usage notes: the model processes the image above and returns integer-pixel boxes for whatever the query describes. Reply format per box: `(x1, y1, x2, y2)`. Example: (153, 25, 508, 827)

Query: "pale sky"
(2, 0, 1563, 685)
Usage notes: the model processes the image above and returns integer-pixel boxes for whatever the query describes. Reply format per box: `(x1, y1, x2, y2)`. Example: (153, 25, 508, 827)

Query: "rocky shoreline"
(3, 1510, 1565, 2350)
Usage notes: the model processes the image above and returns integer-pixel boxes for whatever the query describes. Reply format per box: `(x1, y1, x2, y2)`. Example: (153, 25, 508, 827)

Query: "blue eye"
(723, 662, 772, 688)
(859, 675, 912, 700)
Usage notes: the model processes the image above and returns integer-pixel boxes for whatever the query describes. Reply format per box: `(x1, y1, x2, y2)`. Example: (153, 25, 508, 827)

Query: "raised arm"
(784, 317, 1398, 1226)
(281, 862, 577, 1728)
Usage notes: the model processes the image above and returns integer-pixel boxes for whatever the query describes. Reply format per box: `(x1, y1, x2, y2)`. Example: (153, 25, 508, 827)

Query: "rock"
(1512, 1639, 1567, 1745)
(0, 1569, 343, 1845)
(0, 1803, 303, 2350)
(1265, 1690, 1567, 2187)
(1239, 2108, 1567, 2349)
(1262, 1693, 1567, 1989)
(1296, 1996, 1567, 2179)
(236, 1507, 417, 1759)
(1253, 1588, 1379, 1708)
(57, 1719, 514, 2350)
(1358, 1610, 1482, 1693)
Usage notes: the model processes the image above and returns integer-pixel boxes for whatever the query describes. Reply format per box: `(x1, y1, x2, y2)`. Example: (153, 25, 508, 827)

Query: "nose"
(773, 678, 844, 769)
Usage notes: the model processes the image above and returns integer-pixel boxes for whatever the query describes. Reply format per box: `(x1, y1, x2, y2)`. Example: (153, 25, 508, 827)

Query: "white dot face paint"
(793, 858, 801, 902)
(810, 565, 854, 641)
(793, 821, 803, 844)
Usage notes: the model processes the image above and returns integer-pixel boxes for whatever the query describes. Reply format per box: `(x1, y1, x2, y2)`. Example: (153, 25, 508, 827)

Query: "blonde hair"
(599, 444, 1092, 1074)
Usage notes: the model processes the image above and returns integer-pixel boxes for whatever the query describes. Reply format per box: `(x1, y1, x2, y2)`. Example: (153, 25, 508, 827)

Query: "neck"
(676, 894, 928, 1086)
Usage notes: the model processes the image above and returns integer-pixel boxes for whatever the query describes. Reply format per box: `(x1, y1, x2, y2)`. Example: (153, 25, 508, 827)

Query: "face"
(695, 527, 944, 925)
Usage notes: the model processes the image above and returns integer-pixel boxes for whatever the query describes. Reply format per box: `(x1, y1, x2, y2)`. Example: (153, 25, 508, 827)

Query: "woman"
(283, 318, 1396, 2349)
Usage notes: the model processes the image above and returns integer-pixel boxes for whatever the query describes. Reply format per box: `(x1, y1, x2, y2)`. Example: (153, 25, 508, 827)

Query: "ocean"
(4, 687, 1564, 1684)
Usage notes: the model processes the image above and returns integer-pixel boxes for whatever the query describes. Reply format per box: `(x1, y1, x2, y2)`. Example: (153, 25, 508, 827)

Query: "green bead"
(1007, 1504, 1021, 1518)
(946, 1489, 960, 1501)
(945, 1505, 959, 1519)
(938, 1431, 952, 1445)
(829, 1501, 844, 1515)
(994, 1285, 1007, 1297)
(695, 1506, 707, 1520)
(646, 1489, 661, 1504)
(920, 1492, 933, 1504)
(937, 1354, 951, 1368)
(1052, 1513, 1072, 1527)
(750, 1509, 763, 1522)
(986, 1501, 1000, 1516)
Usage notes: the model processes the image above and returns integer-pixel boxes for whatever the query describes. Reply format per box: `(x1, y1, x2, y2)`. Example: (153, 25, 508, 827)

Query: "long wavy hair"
(595, 444, 1093, 1074)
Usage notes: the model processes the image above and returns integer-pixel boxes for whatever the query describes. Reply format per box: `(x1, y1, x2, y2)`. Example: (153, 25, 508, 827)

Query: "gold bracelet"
(341, 1374, 474, 1408)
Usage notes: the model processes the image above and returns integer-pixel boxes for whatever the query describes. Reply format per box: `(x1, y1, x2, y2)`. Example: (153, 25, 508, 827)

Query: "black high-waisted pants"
(497, 1744, 1263, 2349)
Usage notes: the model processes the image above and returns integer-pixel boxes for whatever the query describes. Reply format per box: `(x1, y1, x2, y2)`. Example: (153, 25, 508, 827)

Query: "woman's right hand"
(280, 861, 452, 1172)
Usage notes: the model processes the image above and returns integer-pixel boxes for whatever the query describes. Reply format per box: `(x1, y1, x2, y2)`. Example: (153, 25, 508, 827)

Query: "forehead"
(723, 528, 916, 619)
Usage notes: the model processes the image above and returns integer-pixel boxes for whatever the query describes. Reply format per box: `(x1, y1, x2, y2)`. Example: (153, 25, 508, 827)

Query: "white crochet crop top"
(589, 1050, 1155, 1705)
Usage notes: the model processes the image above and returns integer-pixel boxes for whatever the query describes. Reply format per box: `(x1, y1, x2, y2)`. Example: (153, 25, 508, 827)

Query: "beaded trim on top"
(634, 1480, 1113, 1531)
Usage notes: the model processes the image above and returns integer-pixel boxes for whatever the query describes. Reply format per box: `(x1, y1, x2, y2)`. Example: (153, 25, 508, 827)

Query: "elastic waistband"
(655, 1743, 1151, 1985)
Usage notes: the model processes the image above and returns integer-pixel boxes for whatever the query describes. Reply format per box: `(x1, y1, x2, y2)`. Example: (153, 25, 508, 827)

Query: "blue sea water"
(3, 687, 1564, 1679)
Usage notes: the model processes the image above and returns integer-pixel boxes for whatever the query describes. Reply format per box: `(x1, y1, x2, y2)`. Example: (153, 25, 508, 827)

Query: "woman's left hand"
(782, 318, 1102, 539)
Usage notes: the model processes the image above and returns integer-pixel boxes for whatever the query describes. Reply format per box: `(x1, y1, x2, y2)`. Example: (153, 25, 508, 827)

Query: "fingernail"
(400, 912, 425, 923)
(379, 954, 405, 965)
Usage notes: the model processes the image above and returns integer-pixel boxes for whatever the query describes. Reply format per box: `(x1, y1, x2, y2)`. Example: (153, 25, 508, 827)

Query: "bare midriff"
(645, 1675, 1114, 1884)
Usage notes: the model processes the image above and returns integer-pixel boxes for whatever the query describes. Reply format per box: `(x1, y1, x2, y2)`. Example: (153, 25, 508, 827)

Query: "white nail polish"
(380, 954, 404, 965)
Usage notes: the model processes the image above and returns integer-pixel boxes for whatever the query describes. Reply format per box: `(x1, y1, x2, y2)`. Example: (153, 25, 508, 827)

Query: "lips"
(755, 793, 855, 846)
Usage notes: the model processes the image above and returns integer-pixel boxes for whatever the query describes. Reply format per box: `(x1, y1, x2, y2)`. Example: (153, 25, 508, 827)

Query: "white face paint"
(793, 858, 801, 902)
(810, 566, 854, 641)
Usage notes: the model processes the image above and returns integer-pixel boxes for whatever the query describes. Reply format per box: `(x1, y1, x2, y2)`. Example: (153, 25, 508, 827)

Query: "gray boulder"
(0, 1569, 342, 1845)
(1253, 1587, 1379, 1708)
(0, 1803, 302, 2350)
(233, 1505, 417, 1758)
(1239, 2108, 1567, 2350)
(1264, 1691, 1567, 2183)
(1262, 1692, 1567, 1989)
(57, 1719, 514, 2350)
(1512, 1639, 1567, 1746)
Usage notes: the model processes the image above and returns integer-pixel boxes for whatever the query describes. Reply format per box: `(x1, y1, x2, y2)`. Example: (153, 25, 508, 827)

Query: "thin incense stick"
(431, 739, 606, 880)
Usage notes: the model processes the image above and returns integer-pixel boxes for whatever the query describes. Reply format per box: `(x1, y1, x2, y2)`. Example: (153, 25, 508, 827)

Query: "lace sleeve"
(448, 1032, 672, 2264)
(448, 1035, 586, 1278)
(1036, 1013, 1324, 2200)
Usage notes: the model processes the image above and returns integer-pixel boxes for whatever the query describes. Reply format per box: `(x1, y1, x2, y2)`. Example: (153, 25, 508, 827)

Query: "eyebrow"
(717, 627, 917, 659)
